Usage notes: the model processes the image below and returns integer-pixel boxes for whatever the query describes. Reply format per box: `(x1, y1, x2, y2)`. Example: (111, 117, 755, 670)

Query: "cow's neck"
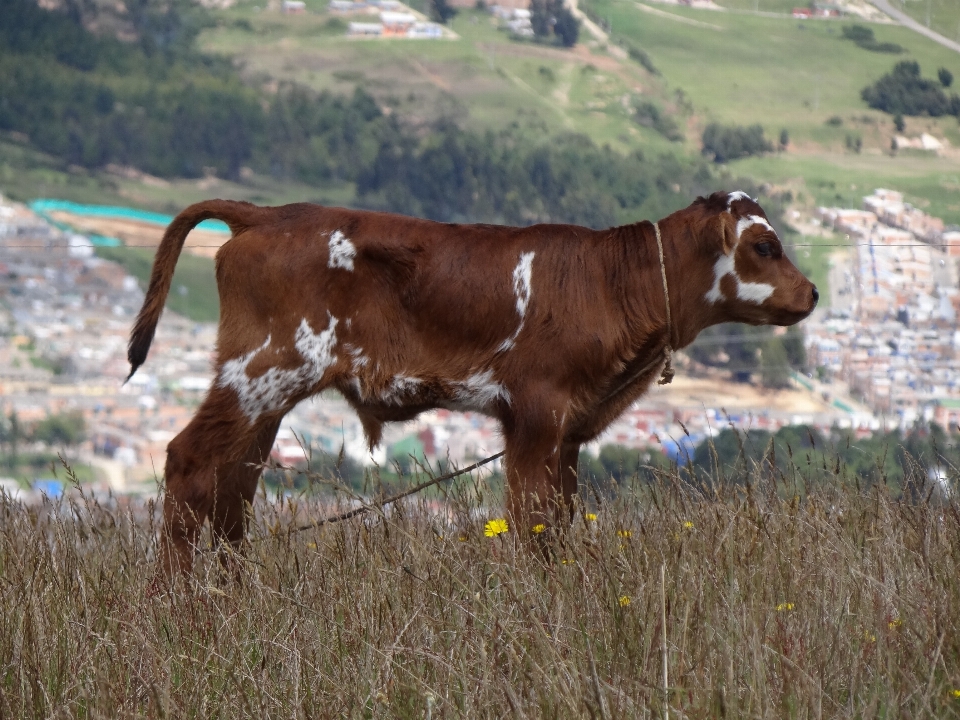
(615, 217, 713, 355)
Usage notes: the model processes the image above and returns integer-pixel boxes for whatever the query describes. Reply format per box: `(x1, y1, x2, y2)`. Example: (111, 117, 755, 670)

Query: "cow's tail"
(126, 199, 265, 382)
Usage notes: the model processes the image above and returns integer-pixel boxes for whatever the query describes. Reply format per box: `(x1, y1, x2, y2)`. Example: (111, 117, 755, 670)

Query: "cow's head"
(694, 190, 818, 326)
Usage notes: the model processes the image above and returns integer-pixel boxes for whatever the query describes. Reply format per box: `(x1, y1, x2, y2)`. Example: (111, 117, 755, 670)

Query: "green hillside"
(188, 0, 960, 222)
(899, 0, 960, 41)
(5, 0, 959, 222)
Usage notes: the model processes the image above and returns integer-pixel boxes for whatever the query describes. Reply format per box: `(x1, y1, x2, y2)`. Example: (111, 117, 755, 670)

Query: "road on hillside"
(868, 0, 960, 55)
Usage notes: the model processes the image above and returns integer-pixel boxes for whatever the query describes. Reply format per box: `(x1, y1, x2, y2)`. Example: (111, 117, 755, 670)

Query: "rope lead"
(653, 222, 674, 386)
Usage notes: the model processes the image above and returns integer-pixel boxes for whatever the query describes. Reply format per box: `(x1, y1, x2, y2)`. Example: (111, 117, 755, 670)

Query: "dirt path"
(868, 0, 960, 55)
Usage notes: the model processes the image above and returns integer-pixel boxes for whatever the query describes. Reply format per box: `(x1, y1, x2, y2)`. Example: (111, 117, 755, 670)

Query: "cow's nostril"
(812, 286, 820, 304)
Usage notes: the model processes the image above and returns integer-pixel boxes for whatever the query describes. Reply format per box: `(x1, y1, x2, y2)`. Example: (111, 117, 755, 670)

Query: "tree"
(760, 338, 792, 389)
(894, 113, 905, 132)
(430, 0, 457, 24)
(939, 67, 954, 88)
(861, 61, 960, 117)
(528, 0, 578, 47)
(1, 412, 20, 471)
(701, 123, 773, 163)
(31, 412, 86, 447)
(778, 128, 789, 151)
(552, 3, 579, 47)
(530, 0, 551, 37)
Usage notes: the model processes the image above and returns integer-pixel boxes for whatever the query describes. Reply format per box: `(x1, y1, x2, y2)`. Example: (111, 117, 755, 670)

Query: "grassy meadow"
(899, 0, 960, 42)
(2, 458, 960, 717)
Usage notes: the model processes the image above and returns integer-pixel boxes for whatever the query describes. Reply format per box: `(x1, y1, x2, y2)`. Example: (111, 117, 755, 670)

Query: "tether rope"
(653, 221, 674, 386)
(279, 451, 504, 535)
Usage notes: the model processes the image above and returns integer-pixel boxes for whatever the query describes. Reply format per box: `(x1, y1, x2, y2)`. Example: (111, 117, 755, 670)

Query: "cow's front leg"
(502, 393, 569, 539)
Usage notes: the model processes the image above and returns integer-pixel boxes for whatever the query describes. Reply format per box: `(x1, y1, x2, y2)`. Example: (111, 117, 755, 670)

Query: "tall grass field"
(2, 453, 959, 718)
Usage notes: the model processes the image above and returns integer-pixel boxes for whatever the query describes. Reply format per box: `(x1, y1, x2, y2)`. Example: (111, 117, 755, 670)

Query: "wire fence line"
(1, 242, 958, 250)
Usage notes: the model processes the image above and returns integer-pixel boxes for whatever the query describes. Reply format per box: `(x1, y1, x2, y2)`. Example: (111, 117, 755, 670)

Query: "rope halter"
(653, 221, 674, 386)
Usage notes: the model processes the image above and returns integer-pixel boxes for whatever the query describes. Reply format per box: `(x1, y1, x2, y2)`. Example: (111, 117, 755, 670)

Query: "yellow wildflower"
(776, 602, 795, 612)
(888, 618, 902, 629)
(531, 523, 546, 534)
(484, 518, 509, 537)
(683, 521, 694, 529)
(458, 535, 468, 542)
(617, 529, 632, 539)
(585, 513, 598, 522)
(306, 542, 317, 549)
(618, 596, 631, 607)
(561, 558, 575, 565)
(951, 689, 960, 699)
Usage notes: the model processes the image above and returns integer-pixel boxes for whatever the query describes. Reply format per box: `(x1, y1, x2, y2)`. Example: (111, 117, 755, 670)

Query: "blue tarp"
(660, 436, 700, 466)
(32, 479, 64, 498)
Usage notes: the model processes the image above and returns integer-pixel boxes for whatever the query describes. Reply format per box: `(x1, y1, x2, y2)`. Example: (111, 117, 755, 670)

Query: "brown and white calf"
(128, 190, 817, 576)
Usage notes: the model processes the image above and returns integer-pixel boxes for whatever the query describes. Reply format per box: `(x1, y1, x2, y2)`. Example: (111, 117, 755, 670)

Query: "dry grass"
(2, 460, 960, 718)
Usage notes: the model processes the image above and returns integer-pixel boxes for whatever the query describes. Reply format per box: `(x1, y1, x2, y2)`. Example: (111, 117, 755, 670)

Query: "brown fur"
(129, 192, 817, 577)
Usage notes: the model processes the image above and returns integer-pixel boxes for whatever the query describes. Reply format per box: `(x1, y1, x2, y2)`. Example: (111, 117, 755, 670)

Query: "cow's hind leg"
(156, 387, 260, 582)
(209, 416, 282, 574)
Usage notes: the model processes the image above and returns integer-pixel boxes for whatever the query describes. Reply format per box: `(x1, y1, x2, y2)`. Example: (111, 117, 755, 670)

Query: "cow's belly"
(336, 369, 510, 423)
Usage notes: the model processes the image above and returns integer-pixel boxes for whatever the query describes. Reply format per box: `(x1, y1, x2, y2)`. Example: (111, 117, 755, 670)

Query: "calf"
(128, 190, 817, 576)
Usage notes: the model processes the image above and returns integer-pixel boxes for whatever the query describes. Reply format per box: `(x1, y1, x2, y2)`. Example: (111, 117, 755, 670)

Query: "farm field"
(196, 0, 673, 155)
(583, 0, 960, 147)
(2, 463, 959, 717)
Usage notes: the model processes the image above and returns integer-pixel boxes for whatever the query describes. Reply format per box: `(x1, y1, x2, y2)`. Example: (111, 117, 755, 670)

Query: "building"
(380, 10, 417, 34)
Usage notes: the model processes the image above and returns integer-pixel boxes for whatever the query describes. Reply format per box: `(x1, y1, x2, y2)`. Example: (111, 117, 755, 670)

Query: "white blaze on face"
(328, 230, 356, 271)
(726, 190, 754, 210)
(706, 215, 776, 306)
(736, 214, 774, 239)
(498, 251, 535, 352)
(219, 315, 339, 421)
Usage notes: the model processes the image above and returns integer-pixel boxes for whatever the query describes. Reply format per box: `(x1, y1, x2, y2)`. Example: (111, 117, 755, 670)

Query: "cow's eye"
(755, 242, 773, 257)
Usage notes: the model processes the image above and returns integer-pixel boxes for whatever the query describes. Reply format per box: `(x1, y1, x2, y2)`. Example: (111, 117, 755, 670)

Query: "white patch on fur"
(381, 375, 422, 405)
(498, 252, 535, 352)
(736, 214, 775, 240)
(328, 230, 356, 271)
(736, 281, 775, 304)
(705, 254, 735, 304)
(219, 315, 339, 421)
(451, 370, 511, 412)
(706, 213, 778, 305)
(346, 344, 369, 370)
(726, 191, 754, 210)
(705, 254, 774, 305)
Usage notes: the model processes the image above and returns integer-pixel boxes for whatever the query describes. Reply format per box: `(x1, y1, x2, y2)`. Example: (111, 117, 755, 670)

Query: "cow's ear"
(720, 215, 737, 255)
